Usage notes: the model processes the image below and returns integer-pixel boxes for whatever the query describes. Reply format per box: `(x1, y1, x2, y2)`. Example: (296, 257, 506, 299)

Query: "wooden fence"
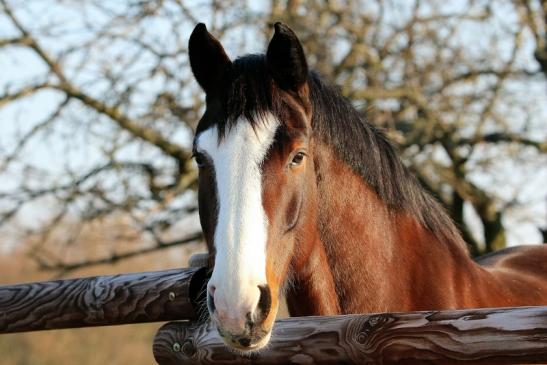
(0, 267, 207, 333)
(154, 306, 547, 365)
(1, 269, 546, 364)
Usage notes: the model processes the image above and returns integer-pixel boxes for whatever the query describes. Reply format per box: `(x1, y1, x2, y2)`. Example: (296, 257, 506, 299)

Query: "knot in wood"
(359, 314, 390, 338)
(344, 314, 392, 362)
(356, 332, 367, 344)
(172, 342, 181, 352)
(181, 339, 196, 356)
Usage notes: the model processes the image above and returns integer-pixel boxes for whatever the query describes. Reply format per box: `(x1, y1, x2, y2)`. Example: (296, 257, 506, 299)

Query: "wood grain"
(0, 267, 208, 333)
(153, 306, 547, 365)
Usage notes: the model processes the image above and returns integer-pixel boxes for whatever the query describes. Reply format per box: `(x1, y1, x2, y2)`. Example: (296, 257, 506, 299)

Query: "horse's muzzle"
(208, 284, 273, 351)
(216, 325, 272, 351)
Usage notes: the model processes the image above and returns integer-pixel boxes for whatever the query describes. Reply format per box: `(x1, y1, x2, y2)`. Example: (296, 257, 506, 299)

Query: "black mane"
(210, 54, 464, 246)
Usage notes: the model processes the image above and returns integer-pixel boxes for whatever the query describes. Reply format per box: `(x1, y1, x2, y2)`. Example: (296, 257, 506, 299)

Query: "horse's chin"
(217, 329, 272, 355)
(214, 303, 278, 354)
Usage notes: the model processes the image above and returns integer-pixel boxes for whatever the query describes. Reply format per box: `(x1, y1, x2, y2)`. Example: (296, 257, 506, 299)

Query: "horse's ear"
(267, 22, 308, 92)
(189, 23, 231, 95)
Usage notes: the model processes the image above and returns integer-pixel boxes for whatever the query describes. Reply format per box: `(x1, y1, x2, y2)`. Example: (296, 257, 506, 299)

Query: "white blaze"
(196, 114, 279, 322)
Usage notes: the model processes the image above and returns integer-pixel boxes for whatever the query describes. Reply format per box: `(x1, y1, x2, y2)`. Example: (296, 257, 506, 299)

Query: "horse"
(187, 22, 547, 352)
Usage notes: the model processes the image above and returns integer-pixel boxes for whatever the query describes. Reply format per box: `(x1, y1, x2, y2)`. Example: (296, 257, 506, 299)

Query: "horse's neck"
(287, 145, 483, 316)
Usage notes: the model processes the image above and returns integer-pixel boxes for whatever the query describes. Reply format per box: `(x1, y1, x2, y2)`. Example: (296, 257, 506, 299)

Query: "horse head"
(189, 22, 314, 351)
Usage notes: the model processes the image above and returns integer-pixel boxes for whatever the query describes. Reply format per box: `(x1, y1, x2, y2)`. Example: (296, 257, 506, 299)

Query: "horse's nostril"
(257, 284, 272, 321)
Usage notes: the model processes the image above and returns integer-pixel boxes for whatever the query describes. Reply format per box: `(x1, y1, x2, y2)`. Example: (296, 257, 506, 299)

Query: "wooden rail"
(153, 306, 547, 365)
(0, 267, 208, 333)
(1, 269, 546, 364)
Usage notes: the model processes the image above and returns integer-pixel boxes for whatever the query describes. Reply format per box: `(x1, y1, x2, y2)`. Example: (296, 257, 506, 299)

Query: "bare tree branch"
(1, 0, 545, 271)
(2, 0, 192, 167)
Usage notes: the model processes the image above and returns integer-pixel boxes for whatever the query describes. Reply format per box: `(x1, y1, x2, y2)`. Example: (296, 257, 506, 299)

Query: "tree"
(1, 0, 546, 273)
(518, 0, 547, 76)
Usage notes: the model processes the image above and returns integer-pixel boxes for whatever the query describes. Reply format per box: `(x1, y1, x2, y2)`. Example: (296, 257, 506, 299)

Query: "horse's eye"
(290, 152, 306, 166)
(194, 152, 206, 167)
